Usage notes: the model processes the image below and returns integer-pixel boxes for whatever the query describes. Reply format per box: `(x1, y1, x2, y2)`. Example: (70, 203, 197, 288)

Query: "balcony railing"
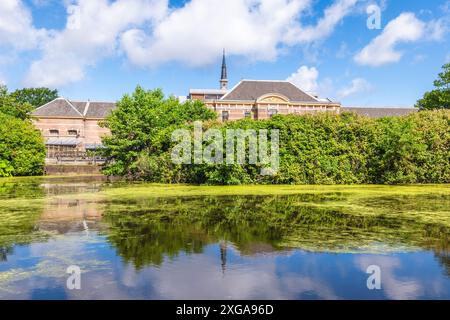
(46, 151, 106, 164)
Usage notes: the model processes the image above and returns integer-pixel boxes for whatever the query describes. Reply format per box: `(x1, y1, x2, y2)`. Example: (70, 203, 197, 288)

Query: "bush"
(101, 86, 217, 178)
(102, 88, 450, 185)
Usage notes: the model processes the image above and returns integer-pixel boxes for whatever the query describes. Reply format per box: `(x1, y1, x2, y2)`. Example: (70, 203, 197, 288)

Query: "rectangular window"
(222, 111, 229, 122)
(49, 130, 59, 136)
(68, 130, 78, 136)
(244, 111, 252, 119)
(268, 109, 278, 118)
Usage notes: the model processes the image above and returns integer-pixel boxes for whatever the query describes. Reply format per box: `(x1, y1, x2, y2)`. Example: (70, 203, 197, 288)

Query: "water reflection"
(0, 177, 449, 299)
(102, 195, 450, 269)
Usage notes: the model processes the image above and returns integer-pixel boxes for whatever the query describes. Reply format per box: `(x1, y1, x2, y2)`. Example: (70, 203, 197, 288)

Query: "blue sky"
(0, 0, 449, 106)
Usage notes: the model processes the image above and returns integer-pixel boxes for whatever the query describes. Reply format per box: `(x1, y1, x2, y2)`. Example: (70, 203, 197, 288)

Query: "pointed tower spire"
(220, 49, 228, 90)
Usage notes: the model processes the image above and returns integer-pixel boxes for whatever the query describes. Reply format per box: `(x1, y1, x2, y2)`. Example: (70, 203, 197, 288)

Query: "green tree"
(0, 86, 33, 120)
(416, 63, 450, 110)
(11, 87, 59, 108)
(0, 112, 46, 177)
(101, 86, 217, 178)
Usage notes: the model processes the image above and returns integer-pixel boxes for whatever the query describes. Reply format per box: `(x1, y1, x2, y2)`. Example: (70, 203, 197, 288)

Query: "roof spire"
(220, 49, 228, 90)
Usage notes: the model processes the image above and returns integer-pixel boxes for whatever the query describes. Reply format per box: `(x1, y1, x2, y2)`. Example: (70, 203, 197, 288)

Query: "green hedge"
(104, 109, 450, 185)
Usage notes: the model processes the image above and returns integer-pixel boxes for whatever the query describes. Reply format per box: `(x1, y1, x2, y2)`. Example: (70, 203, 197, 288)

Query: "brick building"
(32, 98, 115, 158)
(188, 51, 341, 121)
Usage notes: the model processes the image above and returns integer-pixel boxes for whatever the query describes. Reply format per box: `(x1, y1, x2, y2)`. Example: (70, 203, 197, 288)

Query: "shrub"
(0, 112, 46, 177)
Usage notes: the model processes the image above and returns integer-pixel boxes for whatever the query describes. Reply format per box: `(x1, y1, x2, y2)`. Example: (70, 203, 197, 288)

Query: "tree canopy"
(101, 86, 217, 177)
(11, 87, 58, 109)
(0, 86, 34, 120)
(416, 63, 450, 110)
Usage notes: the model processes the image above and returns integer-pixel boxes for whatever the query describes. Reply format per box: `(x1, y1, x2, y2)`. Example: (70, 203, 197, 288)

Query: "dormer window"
(68, 130, 78, 136)
(49, 130, 59, 136)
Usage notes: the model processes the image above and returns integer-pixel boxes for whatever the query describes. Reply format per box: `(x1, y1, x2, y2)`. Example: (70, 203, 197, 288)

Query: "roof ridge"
(285, 80, 319, 102)
(83, 101, 91, 116)
(70, 100, 116, 104)
(33, 97, 61, 112)
(240, 79, 289, 82)
(220, 80, 243, 100)
(65, 99, 84, 117)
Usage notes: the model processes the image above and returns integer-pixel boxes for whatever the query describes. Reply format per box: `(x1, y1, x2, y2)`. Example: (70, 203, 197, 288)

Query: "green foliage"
(101, 86, 217, 177)
(11, 87, 58, 108)
(102, 87, 450, 185)
(416, 63, 450, 110)
(369, 111, 450, 183)
(0, 113, 46, 177)
(0, 161, 14, 177)
(0, 86, 34, 120)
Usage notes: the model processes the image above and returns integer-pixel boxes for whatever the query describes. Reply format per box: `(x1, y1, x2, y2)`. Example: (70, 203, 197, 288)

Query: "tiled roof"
(221, 80, 320, 102)
(33, 98, 83, 118)
(70, 101, 88, 115)
(85, 102, 116, 118)
(32, 98, 116, 119)
(342, 107, 418, 118)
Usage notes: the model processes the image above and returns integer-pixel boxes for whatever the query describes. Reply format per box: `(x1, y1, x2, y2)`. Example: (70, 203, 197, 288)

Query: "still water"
(0, 176, 449, 300)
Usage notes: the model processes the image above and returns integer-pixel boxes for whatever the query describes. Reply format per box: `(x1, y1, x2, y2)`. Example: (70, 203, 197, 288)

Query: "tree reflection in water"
(0, 181, 449, 282)
(101, 194, 450, 270)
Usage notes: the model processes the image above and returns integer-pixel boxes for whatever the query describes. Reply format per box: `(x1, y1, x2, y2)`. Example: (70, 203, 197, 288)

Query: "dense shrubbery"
(0, 112, 46, 177)
(0, 85, 46, 177)
(102, 87, 450, 185)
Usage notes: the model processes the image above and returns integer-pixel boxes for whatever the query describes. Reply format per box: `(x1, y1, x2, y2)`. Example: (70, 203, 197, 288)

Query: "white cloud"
(121, 0, 313, 67)
(354, 13, 426, 67)
(336, 42, 350, 59)
(6, 0, 358, 87)
(121, 0, 359, 67)
(425, 17, 449, 41)
(337, 77, 371, 98)
(0, 0, 47, 50)
(286, 65, 319, 92)
(24, 0, 168, 87)
(284, 0, 358, 44)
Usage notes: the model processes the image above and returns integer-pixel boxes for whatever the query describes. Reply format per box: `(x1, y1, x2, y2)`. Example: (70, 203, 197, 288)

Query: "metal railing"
(46, 151, 106, 164)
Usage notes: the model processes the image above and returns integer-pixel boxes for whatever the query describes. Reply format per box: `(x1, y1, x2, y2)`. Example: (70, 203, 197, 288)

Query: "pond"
(0, 176, 449, 300)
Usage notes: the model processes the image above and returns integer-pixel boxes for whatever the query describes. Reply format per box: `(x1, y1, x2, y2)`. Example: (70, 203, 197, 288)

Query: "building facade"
(32, 98, 115, 158)
(189, 79, 341, 121)
(188, 51, 341, 121)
